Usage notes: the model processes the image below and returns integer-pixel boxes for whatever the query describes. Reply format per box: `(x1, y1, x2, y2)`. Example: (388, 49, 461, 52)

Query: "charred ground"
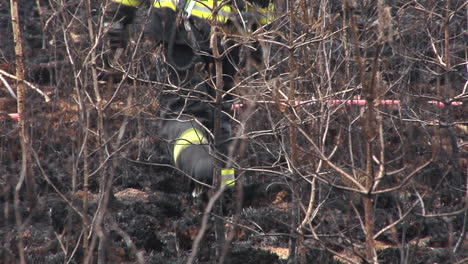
(1, 1, 467, 263)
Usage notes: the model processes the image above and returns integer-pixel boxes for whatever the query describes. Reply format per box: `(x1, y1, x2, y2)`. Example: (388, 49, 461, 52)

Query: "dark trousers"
(159, 102, 233, 186)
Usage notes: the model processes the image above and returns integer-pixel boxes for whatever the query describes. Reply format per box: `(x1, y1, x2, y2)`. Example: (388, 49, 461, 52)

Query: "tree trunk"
(10, 0, 28, 263)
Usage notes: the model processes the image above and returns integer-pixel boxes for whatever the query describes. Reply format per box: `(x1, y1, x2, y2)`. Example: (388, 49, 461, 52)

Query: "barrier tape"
(4, 100, 463, 122)
(230, 100, 463, 111)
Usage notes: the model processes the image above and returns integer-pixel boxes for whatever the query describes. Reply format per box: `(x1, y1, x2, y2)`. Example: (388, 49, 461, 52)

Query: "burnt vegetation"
(0, 0, 467, 263)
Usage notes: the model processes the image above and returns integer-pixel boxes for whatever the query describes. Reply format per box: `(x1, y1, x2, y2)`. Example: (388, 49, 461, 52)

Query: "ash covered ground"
(1, 1, 467, 263)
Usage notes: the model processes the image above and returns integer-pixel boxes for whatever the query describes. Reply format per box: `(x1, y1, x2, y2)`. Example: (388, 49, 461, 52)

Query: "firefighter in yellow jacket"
(107, 0, 274, 196)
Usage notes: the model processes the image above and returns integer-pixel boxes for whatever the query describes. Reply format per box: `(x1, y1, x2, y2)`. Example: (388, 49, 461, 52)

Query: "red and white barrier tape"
(8, 113, 20, 120)
(4, 100, 463, 121)
(231, 100, 463, 111)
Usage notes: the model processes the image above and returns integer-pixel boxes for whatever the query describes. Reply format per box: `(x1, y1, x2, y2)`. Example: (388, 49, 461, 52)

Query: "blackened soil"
(1, 1, 467, 263)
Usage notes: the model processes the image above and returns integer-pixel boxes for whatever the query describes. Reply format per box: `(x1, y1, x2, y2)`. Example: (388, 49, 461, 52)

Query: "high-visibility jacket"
(110, 0, 275, 70)
(112, 0, 275, 25)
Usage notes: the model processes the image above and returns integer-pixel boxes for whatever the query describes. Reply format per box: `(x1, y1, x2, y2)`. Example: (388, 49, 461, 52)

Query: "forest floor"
(0, 70, 465, 264)
(1, 1, 467, 264)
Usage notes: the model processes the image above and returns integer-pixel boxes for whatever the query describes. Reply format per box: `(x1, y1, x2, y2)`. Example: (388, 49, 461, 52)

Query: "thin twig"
(0, 69, 51, 102)
(0, 74, 17, 99)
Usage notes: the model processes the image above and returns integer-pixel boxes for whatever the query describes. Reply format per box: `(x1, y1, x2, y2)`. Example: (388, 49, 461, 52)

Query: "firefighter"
(107, 0, 274, 196)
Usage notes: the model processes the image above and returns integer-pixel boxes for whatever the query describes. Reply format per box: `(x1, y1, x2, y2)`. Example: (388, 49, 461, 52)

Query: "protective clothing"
(111, 0, 274, 23)
(108, 0, 274, 191)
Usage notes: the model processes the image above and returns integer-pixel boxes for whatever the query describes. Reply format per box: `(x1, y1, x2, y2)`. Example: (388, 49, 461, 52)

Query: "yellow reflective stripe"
(190, 0, 232, 22)
(221, 168, 235, 187)
(248, 3, 275, 25)
(221, 168, 235, 176)
(257, 15, 274, 25)
(112, 0, 142, 7)
(223, 179, 235, 187)
(173, 128, 208, 165)
(153, 0, 231, 22)
(114, 0, 273, 24)
(153, 0, 177, 11)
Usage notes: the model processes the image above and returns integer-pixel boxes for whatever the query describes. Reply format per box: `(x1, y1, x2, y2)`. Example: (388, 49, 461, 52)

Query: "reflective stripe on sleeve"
(113, 0, 272, 24)
(173, 127, 208, 165)
(153, 0, 177, 11)
(188, 0, 232, 22)
(248, 3, 275, 25)
(153, 0, 231, 22)
(221, 168, 235, 176)
(112, 0, 142, 7)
